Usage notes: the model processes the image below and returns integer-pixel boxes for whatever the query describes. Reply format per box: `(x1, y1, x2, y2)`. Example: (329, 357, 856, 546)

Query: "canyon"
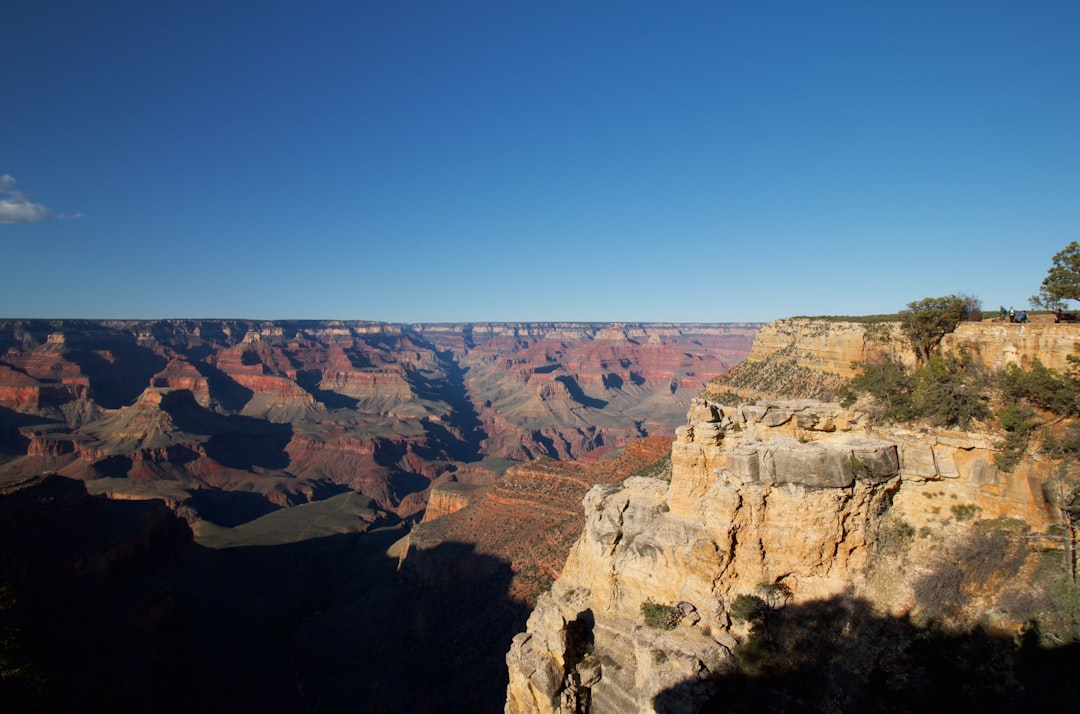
(0, 318, 754, 711)
(0, 319, 757, 525)
(7, 315, 1080, 712)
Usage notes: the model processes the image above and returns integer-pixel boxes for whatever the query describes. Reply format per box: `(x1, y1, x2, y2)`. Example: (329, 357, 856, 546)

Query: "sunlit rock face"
(505, 397, 1068, 714)
(942, 320, 1080, 372)
(0, 319, 757, 521)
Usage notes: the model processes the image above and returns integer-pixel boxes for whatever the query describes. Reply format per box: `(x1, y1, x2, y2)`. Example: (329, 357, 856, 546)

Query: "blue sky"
(3, 1, 1078, 323)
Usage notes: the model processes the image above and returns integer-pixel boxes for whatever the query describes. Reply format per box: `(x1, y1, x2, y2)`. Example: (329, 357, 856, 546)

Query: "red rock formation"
(0, 320, 758, 525)
(150, 358, 211, 406)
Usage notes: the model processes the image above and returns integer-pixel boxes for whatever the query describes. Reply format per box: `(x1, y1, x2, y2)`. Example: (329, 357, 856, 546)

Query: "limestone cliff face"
(506, 318, 1079, 714)
(743, 318, 905, 377)
(708, 318, 909, 400)
(942, 320, 1080, 372)
(505, 400, 889, 713)
(714, 317, 1080, 401)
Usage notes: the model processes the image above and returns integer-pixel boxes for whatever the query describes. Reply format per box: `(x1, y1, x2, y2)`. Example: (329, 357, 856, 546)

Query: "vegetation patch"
(701, 389, 744, 405)
(789, 314, 901, 324)
(913, 527, 1028, 625)
(875, 516, 915, 556)
(713, 344, 846, 401)
(841, 350, 990, 428)
(641, 600, 683, 630)
(627, 454, 672, 482)
(729, 594, 768, 624)
(950, 503, 981, 522)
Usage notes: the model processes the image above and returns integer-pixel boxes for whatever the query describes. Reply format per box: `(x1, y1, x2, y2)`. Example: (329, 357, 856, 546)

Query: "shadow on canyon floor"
(66, 345, 167, 410)
(0, 407, 55, 457)
(653, 595, 1080, 714)
(1, 481, 529, 714)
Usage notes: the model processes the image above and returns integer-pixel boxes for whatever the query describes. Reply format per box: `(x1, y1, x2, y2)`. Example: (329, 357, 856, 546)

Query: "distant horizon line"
(0, 316, 770, 326)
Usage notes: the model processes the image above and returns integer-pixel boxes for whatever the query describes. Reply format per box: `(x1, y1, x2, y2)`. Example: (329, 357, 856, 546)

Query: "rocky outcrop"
(422, 481, 482, 522)
(506, 318, 1080, 713)
(506, 395, 1072, 712)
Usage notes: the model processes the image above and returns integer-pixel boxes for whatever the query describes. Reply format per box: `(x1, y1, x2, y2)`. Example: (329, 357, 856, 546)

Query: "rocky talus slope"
(505, 318, 1080, 714)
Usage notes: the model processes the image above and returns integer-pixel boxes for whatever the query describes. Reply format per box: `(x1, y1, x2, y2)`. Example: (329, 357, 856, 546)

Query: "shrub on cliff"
(994, 402, 1040, 472)
(641, 600, 683, 630)
(999, 360, 1079, 416)
(912, 350, 991, 428)
(729, 594, 768, 624)
(842, 351, 989, 428)
(838, 356, 915, 418)
(994, 361, 1080, 472)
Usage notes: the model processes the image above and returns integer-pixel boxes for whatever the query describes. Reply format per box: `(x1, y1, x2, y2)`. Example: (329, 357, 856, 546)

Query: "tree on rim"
(899, 295, 975, 364)
(1032, 241, 1080, 311)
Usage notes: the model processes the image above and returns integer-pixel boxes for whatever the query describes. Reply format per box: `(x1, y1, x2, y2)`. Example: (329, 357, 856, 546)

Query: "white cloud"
(0, 175, 78, 224)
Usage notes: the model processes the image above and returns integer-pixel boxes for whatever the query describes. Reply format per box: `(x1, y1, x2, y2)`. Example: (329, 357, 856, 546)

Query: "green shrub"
(1043, 423, 1080, 459)
(911, 351, 991, 428)
(733, 630, 777, 677)
(994, 402, 1039, 472)
(843, 357, 915, 420)
(641, 600, 683, 630)
(730, 594, 768, 624)
(843, 351, 989, 428)
(950, 503, 981, 522)
(999, 360, 1079, 416)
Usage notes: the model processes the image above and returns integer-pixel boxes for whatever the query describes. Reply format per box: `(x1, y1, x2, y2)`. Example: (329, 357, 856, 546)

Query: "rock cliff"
(711, 315, 1080, 401)
(506, 318, 1080, 713)
(705, 318, 907, 400)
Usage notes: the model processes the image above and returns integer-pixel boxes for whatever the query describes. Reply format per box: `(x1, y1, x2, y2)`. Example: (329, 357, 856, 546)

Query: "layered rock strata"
(0, 320, 757, 522)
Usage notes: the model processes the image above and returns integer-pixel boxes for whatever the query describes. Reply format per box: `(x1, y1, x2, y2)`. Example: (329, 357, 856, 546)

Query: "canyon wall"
(505, 318, 1080, 713)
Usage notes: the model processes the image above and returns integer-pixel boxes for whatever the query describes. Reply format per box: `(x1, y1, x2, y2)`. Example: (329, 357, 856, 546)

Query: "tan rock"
(508, 396, 1064, 713)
